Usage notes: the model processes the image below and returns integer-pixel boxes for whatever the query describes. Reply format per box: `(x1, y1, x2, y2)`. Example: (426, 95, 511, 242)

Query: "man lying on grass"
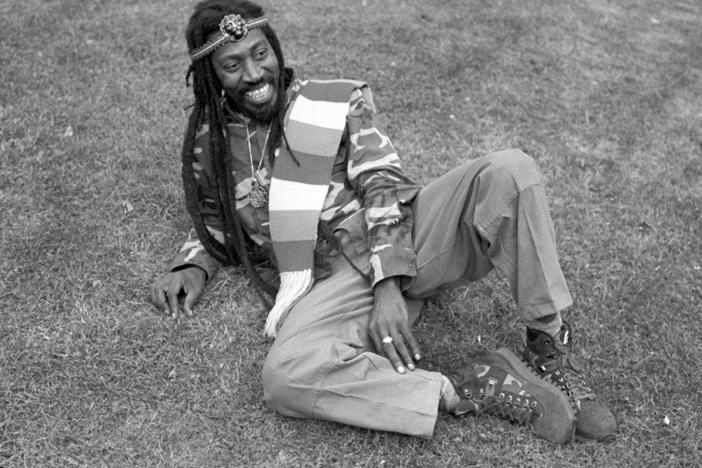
(151, 0, 616, 443)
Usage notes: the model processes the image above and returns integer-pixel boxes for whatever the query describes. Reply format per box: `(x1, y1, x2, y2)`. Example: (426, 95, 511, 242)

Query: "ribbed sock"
(439, 375, 460, 413)
(526, 311, 563, 337)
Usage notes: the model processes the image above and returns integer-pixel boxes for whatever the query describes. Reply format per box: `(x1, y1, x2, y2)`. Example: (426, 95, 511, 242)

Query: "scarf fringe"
(263, 270, 314, 337)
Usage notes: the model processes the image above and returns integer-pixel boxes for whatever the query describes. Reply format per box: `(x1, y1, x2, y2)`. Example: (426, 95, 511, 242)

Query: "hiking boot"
(445, 348, 575, 444)
(522, 322, 617, 442)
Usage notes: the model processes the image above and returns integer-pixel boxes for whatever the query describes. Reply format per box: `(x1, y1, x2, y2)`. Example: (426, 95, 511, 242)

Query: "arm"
(345, 88, 420, 286)
(151, 120, 225, 319)
(345, 88, 422, 372)
(171, 121, 227, 279)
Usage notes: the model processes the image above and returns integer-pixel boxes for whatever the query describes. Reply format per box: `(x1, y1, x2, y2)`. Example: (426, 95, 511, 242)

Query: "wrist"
(174, 264, 208, 281)
(374, 277, 400, 296)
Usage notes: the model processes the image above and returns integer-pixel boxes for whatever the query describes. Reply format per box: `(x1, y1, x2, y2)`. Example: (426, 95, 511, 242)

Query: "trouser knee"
(480, 148, 542, 191)
(261, 345, 294, 412)
(261, 339, 326, 416)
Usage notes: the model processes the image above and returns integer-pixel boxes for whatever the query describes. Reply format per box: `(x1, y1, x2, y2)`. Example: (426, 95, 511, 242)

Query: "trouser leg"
(262, 264, 442, 438)
(406, 149, 572, 320)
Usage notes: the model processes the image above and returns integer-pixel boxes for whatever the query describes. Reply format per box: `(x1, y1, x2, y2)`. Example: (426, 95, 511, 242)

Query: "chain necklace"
(245, 120, 271, 209)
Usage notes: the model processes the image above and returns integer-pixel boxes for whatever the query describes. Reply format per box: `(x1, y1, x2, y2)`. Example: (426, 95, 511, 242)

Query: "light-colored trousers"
(262, 149, 572, 438)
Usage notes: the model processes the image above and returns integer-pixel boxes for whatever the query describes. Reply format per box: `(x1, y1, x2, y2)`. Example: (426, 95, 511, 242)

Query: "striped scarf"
(263, 79, 366, 337)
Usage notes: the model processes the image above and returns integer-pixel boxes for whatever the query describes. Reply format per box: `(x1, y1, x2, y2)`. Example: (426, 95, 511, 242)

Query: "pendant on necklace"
(244, 121, 271, 209)
(249, 172, 269, 209)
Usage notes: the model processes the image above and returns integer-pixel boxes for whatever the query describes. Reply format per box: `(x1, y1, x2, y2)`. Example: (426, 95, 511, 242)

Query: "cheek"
(219, 74, 242, 92)
(264, 56, 280, 75)
(212, 65, 239, 90)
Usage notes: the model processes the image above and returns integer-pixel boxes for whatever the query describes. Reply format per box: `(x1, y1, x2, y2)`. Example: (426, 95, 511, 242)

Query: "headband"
(189, 14, 268, 62)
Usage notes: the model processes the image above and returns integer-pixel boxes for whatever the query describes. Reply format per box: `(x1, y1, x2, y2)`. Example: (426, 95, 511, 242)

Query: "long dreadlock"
(182, 0, 291, 299)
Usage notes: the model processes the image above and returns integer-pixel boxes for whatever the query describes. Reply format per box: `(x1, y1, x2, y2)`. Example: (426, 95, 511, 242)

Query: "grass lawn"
(1, 0, 701, 466)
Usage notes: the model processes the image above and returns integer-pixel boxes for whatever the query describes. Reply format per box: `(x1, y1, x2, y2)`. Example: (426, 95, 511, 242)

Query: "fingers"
(380, 334, 407, 374)
(181, 267, 205, 318)
(151, 269, 207, 321)
(151, 278, 179, 320)
(369, 317, 421, 374)
(377, 328, 419, 374)
(399, 322, 422, 362)
(182, 290, 196, 317)
(390, 332, 415, 371)
(370, 328, 401, 371)
(166, 285, 181, 320)
(183, 281, 203, 318)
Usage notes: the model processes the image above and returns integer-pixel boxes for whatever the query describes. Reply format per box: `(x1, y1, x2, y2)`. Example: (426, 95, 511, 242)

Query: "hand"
(150, 266, 206, 321)
(369, 278, 422, 374)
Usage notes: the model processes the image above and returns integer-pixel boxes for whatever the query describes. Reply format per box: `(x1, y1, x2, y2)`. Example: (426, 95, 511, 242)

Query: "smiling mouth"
(245, 83, 273, 103)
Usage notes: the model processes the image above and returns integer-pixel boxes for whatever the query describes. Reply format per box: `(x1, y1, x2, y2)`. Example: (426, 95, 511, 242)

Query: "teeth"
(246, 83, 271, 102)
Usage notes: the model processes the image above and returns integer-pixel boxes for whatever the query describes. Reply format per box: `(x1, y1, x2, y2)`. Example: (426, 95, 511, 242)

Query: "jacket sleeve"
(345, 88, 421, 287)
(168, 121, 223, 280)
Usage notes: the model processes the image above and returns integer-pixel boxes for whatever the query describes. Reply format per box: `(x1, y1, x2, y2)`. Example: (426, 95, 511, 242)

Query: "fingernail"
(414, 354, 422, 361)
(397, 366, 406, 374)
(407, 363, 415, 371)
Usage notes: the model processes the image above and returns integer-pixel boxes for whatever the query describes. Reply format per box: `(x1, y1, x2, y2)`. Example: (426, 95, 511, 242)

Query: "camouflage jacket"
(170, 79, 420, 287)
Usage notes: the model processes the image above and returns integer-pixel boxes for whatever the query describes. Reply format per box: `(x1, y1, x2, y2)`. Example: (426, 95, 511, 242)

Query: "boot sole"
(490, 348, 576, 444)
(575, 429, 617, 443)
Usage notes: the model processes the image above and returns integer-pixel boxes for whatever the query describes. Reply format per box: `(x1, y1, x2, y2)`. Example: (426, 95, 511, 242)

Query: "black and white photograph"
(1, 0, 700, 466)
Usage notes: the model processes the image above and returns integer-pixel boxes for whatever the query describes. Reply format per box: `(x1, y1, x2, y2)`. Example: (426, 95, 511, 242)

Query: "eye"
(223, 61, 240, 72)
(254, 48, 268, 60)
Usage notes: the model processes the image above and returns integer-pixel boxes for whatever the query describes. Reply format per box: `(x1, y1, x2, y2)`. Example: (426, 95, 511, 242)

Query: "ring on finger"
(382, 336, 394, 344)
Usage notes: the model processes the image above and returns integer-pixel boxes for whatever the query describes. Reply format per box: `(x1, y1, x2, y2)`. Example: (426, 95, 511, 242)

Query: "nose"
(243, 59, 263, 83)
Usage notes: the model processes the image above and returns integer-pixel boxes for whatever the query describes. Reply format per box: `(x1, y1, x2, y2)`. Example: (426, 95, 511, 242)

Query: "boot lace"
(460, 383, 539, 425)
(536, 339, 595, 403)
(480, 393, 539, 425)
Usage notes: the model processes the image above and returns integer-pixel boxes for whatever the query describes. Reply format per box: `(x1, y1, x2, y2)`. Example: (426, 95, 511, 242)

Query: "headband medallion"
(189, 14, 268, 62)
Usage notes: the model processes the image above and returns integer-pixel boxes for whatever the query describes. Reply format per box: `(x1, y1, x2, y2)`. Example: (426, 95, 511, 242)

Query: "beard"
(226, 79, 281, 123)
(240, 98, 279, 122)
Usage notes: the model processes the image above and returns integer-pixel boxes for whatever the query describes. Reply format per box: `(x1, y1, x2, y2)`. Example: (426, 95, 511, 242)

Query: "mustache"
(240, 78, 275, 95)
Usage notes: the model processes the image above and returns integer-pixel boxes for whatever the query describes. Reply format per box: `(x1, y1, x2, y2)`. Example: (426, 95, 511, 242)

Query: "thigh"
(274, 264, 376, 357)
(405, 158, 494, 298)
(406, 150, 542, 298)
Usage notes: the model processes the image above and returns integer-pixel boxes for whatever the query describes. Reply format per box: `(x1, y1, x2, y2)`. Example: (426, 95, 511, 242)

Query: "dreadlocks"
(182, 0, 291, 299)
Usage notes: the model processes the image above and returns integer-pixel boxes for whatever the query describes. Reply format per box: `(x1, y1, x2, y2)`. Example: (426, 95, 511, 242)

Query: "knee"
(481, 149, 542, 191)
(261, 338, 329, 415)
(261, 343, 295, 411)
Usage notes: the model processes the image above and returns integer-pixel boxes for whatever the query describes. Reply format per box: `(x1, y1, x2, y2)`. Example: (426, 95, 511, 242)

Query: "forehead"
(210, 29, 271, 62)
